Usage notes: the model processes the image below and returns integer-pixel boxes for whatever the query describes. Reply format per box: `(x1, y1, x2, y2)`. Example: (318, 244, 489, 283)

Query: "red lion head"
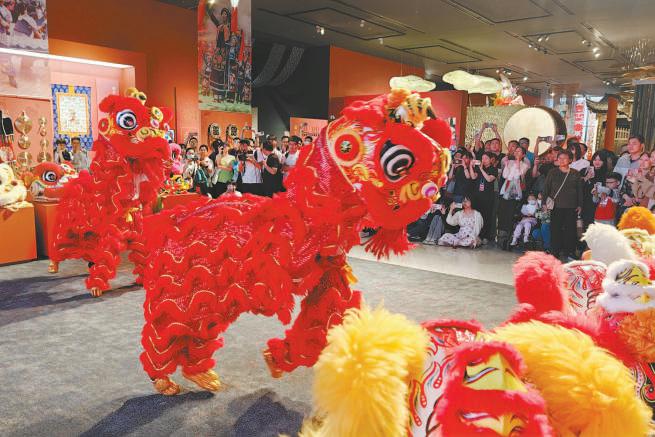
(24, 161, 77, 201)
(98, 87, 172, 162)
(326, 88, 451, 256)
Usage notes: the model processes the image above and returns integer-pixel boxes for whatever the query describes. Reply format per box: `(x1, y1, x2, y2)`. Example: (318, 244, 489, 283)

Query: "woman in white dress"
(438, 197, 484, 248)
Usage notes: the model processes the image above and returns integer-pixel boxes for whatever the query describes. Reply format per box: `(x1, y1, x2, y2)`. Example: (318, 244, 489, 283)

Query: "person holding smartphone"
(237, 138, 264, 195)
(470, 152, 498, 244)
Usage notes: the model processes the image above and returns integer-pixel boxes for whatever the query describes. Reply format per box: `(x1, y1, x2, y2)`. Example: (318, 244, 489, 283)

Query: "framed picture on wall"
(51, 84, 94, 150)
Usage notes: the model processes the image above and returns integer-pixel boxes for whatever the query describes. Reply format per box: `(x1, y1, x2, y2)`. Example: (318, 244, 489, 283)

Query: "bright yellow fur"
(299, 305, 428, 437)
(488, 321, 652, 437)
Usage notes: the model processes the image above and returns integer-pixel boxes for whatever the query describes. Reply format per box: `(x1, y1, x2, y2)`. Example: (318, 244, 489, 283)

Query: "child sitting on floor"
(511, 193, 538, 246)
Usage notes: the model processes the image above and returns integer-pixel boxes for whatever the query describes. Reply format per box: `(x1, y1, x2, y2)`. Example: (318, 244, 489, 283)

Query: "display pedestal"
(0, 205, 37, 264)
(34, 202, 58, 258)
(162, 193, 202, 209)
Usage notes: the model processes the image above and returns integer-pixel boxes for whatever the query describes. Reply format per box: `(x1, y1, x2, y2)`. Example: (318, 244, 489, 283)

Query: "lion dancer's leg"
(126, 213, 147, 285)
(85, 230, 123, 297)
(180, 331, 225, 392)
(141, 271, 238, 395)
(264, 261, 361, 377)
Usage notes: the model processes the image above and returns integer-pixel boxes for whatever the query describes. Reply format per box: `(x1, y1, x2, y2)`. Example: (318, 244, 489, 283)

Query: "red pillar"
(603, 96, 618, 151)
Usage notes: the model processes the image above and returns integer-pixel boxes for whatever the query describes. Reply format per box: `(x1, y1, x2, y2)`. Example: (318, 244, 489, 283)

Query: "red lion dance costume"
(140, 88, 452, 395)
(49, 89, 172, 297)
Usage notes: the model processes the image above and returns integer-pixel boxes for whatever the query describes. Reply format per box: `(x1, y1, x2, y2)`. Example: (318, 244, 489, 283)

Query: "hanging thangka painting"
(51, 84, 93, 150)
(198, 0, 252, 113)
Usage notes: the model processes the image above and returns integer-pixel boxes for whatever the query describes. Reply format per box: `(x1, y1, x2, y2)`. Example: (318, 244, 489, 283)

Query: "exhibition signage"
(290, 117, 328, 140)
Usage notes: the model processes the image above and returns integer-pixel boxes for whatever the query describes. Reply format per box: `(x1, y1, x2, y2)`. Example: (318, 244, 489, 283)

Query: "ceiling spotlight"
(507, 71, 512, 75)
(496, 69, 500, 73)
(592, 47, 599, 53)
(537, 36, 544, 42)
(594, 52, 601, 58)
(528, 43, 533, 48)
(360, 19, 365, 28)
(523, 76, 528, 81)
(320, 26, 325, 35)
(533, 46, 539, 51)
(550, 91, 555, 97)
(545, 35, 550, 41)
(581, 39, 587, 45)
(378, 37, 384, 45)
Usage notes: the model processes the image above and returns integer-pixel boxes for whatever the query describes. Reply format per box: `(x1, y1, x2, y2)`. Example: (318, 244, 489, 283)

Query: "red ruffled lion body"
(140, 89, 452, 393)
(49, 89, 172, 295)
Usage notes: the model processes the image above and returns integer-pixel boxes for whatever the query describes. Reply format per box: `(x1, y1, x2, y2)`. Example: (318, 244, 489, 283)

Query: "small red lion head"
(24, 161, 77, 201)
(98, 88, 172, 162)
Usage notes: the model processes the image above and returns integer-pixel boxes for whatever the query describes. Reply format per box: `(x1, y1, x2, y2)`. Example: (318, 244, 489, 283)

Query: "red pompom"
(421, 118, 453, 149)
(514, 252, 567, 314)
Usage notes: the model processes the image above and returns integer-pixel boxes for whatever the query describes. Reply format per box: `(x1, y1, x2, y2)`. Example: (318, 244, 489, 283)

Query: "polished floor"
(0, 246, 518, 437)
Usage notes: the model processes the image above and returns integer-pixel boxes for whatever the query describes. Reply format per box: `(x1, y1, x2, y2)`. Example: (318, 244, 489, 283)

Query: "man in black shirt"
(261, 141, 282, 197)
(451, 149, 473, 201)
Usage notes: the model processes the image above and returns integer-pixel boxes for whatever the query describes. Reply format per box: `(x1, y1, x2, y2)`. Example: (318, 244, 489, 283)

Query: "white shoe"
(510, 238, 518, 246)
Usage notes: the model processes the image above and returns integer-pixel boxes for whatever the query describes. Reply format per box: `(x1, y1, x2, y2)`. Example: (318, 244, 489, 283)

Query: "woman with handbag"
(543, 149, 583, 261)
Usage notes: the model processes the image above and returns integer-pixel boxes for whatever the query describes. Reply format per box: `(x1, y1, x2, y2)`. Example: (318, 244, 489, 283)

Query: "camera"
(237, 152, 248, 162)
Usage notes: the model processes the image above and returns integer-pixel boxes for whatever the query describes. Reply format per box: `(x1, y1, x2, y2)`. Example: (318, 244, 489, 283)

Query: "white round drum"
(503, 107, 567, 153)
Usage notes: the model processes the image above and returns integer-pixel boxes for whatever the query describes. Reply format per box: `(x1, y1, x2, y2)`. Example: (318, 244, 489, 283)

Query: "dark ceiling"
(156, 0, 655, 95)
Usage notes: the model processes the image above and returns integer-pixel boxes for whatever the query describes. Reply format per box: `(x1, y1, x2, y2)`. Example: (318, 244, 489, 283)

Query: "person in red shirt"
(593, 185, 617, 225)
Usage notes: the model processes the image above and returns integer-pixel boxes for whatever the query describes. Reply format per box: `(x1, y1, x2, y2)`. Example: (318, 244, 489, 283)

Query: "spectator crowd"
(176, 134, 312, 199)
(407, 123, 653, 261)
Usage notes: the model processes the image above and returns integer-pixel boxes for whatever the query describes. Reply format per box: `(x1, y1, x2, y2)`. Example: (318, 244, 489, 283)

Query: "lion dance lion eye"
(42, 170, 57, 183)
(380, 140, 415, 182)
(116, 110, 138, 131)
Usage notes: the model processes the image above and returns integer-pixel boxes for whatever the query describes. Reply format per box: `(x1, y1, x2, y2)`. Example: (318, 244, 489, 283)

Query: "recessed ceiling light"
(592, 47, 599, 53)
(378, 37, 384, 45)
(507, 71, 512, 75)
(528, 43, 533, 48)
(545, 35, 550, 41)
(523, 76, 528, 81)
(550, 92, 555, 97)
(594, 52, 601, 58)
(581, 39, 587, 45)
(360, 20, 365, 28)
(537, 36, 544, 42)
(320, 27, 325, 35)
(495, 69, 500, 73)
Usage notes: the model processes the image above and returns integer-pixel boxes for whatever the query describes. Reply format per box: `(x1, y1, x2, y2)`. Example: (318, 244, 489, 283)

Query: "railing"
(597, 127, 631, 151)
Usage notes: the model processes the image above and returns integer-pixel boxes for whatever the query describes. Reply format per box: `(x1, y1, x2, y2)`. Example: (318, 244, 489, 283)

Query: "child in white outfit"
(511, 193, 538, 246)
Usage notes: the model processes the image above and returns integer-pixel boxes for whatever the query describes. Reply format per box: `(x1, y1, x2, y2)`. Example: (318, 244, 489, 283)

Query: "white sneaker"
(510, 238, 518, 246)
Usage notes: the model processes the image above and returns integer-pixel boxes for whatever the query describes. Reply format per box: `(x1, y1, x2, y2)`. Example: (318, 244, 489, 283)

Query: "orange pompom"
(618, 206, 655, 234)
(617, 308, 655, 362)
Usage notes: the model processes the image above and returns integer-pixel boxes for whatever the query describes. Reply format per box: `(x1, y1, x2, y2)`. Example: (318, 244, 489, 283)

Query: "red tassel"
(364, 228, 414, 259)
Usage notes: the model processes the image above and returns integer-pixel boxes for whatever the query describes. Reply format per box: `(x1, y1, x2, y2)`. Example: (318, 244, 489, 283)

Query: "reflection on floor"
(0, 248, 518, 436)
(350, 243, 520, 285)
